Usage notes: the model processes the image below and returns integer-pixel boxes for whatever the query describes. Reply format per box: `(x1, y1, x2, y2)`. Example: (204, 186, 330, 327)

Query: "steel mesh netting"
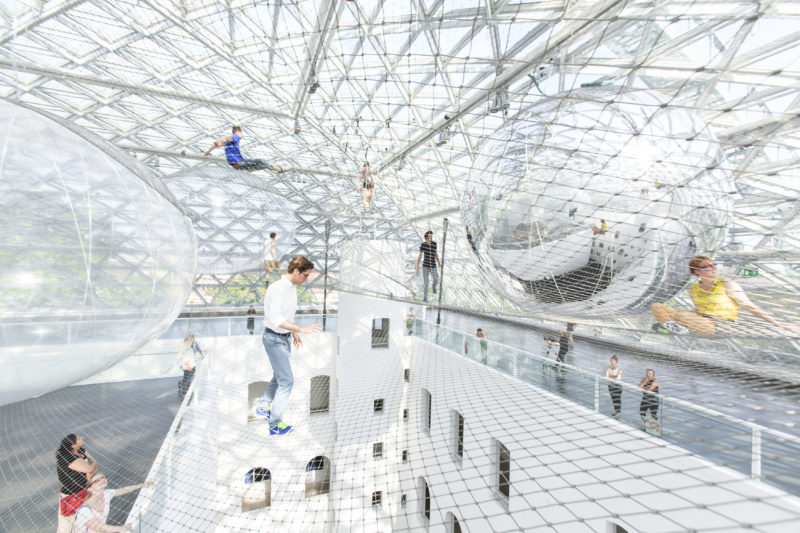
(2, 1, 800, 532)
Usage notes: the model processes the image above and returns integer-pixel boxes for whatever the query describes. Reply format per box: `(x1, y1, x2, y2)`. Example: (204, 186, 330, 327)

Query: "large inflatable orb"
(165, 166, 297, 275)
(462, 88, 735, 315)
(0, 99, 196, 406)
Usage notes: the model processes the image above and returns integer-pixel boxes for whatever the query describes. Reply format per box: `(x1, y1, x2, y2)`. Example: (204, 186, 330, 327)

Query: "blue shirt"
(224, 134, 244, 163)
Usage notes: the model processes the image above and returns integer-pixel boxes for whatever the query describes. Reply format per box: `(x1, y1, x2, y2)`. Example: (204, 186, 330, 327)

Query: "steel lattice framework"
(2, 0, 800, 351)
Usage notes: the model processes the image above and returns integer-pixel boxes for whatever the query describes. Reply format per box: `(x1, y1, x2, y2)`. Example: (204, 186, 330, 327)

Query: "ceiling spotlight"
(437, 127, 452, 147)
(309, 81, 320, 94)
(294, 119, 301, 134)
(490, 89, 509, 114)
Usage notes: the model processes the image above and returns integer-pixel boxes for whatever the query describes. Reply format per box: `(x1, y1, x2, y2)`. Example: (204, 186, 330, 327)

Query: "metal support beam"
(378, 0, 627, 171)
(0, 0, 88, 46)
(0, 59, 290, 119)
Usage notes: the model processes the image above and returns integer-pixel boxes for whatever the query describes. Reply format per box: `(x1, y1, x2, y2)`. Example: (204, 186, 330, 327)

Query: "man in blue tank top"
(204, 126, 283, 172)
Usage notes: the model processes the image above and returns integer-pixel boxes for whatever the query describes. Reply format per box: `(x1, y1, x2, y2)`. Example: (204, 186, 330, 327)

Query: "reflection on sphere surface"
(0, 100, 195, 405)
(462, 88, 734, 316)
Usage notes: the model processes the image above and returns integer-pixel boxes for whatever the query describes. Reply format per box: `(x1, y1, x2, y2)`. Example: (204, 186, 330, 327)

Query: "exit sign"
(743, 269, 759, 277)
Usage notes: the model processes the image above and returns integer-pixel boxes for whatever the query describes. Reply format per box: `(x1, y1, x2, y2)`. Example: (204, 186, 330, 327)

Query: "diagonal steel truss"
(1, 0, 799, 329)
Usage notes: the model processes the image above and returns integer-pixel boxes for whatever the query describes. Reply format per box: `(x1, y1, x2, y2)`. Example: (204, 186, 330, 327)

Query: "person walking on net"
(204, 126, 283, 173)
(254, 256, 320, 435)
(416, 231, 441, 302)
(357, 162, 376, 213)
(264, 232, 280, 286)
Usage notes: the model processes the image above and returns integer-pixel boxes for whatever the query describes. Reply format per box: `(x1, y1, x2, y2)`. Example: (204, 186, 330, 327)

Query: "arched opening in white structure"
(242, 467, 271, 511)
(418, 476, 431, 522)
(422, 388, 432, 433)
(446, 512, 463, 533)
(305, 456, 331, 498)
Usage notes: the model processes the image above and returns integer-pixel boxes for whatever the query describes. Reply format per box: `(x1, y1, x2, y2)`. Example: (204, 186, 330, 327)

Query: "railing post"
(752, 427, 762, 481)
(323, 219, 331, 332)
(594, 376, 600, 412)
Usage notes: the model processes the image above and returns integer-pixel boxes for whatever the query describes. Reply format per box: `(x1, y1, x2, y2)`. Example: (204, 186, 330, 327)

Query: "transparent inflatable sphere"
(165, 166, 297, 275)
(462, 88, 735, 316)
(0, 100, 196, 405)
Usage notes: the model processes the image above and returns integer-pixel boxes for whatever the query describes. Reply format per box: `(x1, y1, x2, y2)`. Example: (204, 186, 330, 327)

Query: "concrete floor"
(0, 378, 180, 533)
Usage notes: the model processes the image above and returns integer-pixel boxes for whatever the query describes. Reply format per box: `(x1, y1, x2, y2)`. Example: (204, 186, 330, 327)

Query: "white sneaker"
(662, 321, 689, 335)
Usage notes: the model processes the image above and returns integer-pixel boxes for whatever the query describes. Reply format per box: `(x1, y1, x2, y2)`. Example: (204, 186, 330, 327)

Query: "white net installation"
(2, 1, 800, 532)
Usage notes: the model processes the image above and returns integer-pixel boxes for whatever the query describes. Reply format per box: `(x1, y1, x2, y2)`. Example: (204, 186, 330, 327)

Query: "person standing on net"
(264, 232, 280, 286)
(255, 256, 320, 436)
(204, 126, 283, 173)
(416, 231, 441, 302)
(605, 355, 622, 418)
(357, 162, 376, 213)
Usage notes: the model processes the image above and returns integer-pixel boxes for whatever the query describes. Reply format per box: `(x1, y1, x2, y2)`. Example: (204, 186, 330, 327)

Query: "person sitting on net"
(73, 473, 153, 533)
(204, 126, 283, 173)
(651, 255, 793, 335)
(592, 219, 609, 234)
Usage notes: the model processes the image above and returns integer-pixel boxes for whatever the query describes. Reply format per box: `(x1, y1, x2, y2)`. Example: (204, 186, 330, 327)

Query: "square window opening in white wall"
(452, 410, 464, 465)
(496, 439, 510, 507)
(422, 389, 432, 434)
(371, 318, 389, 348)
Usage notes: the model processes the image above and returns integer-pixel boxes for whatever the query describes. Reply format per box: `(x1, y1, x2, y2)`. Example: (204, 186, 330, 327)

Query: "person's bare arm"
(114, 480, 154, 497)
(84, 518, 132, 533)
(416, 251, 422, 271)
(724, 279, 785, 328)
(69, 457, 97, 475)
(435, 250, 441, 267)
(278, 321, 321, 348)
(204, 136, 233, 156)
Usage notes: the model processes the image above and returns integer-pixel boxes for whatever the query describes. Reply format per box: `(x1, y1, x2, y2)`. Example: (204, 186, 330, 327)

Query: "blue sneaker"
(254, 406, 271, 420)
(269, 422, 293, 436)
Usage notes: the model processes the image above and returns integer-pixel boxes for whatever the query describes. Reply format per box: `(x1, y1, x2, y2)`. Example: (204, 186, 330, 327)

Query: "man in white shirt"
(255, 255, 320, 435)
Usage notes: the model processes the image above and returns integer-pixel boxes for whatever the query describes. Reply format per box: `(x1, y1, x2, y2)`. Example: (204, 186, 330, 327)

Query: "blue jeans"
(422, 266, 438, 298)
(258, 329, 293, 425)
(232, 158, 269, 171)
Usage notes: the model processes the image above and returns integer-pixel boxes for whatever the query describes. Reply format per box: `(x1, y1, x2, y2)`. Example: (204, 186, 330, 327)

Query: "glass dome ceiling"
(1, 0, 799, 353)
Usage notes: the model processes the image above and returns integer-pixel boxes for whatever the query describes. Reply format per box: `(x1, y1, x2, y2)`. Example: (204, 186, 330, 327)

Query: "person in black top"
(638, 369, 660, 421)
(247, 304, 257, 335)
(56, 434, 98, 532)
(415, 231, 441, 302)
(547, 330, 571, 364)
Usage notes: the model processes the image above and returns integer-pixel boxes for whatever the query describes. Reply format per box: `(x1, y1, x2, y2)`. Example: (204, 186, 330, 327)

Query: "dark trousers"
(608, 383, 622, 414)
(179, 369, 195, 395)
(640, 393, 658, 420)
(231, 158, 269, 171)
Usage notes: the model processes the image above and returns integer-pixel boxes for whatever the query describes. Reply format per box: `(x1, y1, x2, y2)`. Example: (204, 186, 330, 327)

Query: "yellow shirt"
(690, 277, 739, 321)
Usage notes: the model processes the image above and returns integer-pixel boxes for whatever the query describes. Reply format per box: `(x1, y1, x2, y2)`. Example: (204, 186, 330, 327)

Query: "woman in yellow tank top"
(651, 255, 788, 335)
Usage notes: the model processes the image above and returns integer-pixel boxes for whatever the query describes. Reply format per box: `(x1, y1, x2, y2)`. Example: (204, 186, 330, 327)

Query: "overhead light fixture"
(437, 126, 451, 147)
(490, 88, 509, 114)
(309, 80, 320, 94)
